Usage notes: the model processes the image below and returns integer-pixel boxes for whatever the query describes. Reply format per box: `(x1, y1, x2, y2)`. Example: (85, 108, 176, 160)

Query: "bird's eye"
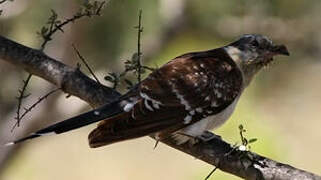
(251, 40, 259, 47)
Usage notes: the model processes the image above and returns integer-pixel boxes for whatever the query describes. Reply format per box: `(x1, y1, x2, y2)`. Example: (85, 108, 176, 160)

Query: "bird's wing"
(88, 48, 243, 148)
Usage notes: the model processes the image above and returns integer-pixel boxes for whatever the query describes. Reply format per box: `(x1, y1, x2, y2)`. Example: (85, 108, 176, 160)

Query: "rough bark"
(0, 35, 320, 180)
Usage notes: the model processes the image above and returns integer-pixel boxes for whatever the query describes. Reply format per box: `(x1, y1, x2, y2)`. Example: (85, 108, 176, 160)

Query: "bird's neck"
(224, 46, 261, 87)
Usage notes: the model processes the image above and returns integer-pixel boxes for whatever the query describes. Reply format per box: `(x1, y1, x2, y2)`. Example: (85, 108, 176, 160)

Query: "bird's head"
(225, 34, 289, 86)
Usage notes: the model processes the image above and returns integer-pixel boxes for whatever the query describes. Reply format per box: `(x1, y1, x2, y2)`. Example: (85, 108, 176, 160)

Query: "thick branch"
(162, 135, 320, 180)
(0, 35, 320, 180)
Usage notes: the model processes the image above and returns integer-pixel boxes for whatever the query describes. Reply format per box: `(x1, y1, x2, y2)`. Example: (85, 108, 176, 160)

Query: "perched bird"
(8, 34, 289, 148)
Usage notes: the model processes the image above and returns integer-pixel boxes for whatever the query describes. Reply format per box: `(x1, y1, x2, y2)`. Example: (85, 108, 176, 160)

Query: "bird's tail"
(6, 100, 123, 146)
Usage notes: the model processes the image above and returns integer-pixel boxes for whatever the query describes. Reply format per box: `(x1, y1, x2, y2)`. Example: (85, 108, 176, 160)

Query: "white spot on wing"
(144, 99, 154, 111)
(172, 88, 191, 111)
(124, 103, 135, 112)
(195, 107, 203, 113)
(94, 111, 100, 115)
(193, 65, 198, 70)
(152, 101, 160, 109)
(211, 101, 219, 107)
(189, 110, 195, 115)
(214, 89, 222, 98)
(184, 115, 192, 124)
(140, 92, 162, 104)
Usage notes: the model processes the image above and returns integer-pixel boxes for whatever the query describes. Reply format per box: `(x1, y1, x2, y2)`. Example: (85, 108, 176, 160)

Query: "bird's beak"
(270, 44, 290, 56)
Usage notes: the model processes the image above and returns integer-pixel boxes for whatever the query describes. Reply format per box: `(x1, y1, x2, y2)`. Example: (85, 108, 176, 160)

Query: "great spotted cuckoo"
(8, 34, 289, 148)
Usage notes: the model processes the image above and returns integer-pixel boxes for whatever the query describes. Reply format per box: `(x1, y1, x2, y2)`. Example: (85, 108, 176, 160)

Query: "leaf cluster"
(37, 0, 105, 50)
(238, 124, 258, 150)
(104, 53, 154, 90)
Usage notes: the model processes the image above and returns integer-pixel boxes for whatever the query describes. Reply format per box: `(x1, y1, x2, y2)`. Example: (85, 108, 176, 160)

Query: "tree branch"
(0, 35, 320, 180)
(0, 36, 120, 107)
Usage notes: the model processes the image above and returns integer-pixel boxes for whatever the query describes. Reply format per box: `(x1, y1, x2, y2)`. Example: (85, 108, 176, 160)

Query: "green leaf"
(248, 138, 258, 144)
(131, 52, 139, 62)
(41, 27, 48, 35)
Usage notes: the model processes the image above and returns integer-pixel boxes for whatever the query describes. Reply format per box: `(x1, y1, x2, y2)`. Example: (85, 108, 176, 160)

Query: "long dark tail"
(6, 100, 123, 146)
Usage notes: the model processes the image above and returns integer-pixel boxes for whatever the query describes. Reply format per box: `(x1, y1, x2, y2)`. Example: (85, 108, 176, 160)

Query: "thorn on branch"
(72, 44, 101, 85)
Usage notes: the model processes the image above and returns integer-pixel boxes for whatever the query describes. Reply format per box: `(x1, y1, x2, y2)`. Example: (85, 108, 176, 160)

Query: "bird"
(7, 34, 289, 148)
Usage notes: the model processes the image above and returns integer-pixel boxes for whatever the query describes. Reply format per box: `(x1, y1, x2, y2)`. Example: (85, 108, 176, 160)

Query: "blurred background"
(0, 0, 320, 179)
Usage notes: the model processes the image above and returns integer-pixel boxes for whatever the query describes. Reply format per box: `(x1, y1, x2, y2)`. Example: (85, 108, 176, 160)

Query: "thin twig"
(136, 10, 143, 83)
(11, 88, 60, 131)
(141, 65, 155, 71)
(14, 73, 32, 129)
(205, 167, 218, 180)
(72, 44, 101, 84)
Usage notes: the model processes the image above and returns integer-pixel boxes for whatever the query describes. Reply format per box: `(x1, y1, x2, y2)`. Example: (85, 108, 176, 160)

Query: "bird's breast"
(179, 95, 241, 138)
(205, 95, 240, 130)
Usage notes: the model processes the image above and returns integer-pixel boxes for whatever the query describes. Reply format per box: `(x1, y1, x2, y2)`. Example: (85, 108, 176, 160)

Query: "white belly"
(173, 96, 240, 144)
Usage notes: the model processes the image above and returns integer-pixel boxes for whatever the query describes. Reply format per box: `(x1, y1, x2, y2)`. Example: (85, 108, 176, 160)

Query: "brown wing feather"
(88, 100, 186, 148)
(89, 48, 242, 148)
